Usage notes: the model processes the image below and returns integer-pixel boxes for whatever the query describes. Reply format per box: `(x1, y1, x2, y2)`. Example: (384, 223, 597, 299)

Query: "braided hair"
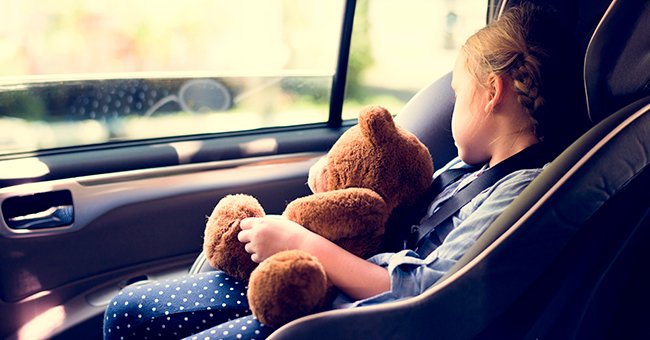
(462, 3, 555, 137)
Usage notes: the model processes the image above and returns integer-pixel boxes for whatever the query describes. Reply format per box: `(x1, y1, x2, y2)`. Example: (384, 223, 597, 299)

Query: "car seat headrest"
(394, 72, 457, 168)
(584, 0, 650, 124)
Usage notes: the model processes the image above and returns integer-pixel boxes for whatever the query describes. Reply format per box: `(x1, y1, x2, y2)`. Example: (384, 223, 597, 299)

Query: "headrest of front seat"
(584, 0, 650, 124)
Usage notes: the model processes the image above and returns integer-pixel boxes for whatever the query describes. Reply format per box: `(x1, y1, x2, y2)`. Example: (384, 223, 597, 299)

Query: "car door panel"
(0, 126, 343, 338)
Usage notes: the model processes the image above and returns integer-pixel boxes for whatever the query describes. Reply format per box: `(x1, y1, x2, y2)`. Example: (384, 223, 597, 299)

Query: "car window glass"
(0, 0, 344, 155)
(343, 0, 486, 118)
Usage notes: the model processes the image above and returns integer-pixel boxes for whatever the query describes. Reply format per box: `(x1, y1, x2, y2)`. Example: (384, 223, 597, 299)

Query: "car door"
(0, 0, 486, 338)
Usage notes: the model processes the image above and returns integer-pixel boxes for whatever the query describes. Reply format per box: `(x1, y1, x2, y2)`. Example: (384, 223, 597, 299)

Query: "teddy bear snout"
(308, 156, 329, 193)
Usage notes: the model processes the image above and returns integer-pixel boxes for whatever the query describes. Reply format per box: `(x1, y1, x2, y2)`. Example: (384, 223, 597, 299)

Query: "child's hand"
(238, 216, 314, 263)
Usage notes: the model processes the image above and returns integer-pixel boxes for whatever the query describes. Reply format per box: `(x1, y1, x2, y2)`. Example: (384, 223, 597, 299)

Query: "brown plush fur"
(247, 250, 328, 327)
(202, 105, 434, 328)
(284, 188, 388, 259)
(203, 194, 265, 279)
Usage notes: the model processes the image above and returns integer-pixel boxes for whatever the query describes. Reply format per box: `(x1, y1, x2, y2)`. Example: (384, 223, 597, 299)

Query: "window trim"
(328, 0, 357, 128)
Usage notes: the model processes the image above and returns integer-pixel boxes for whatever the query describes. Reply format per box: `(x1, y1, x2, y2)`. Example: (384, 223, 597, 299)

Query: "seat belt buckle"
(403, 225, 420, 250)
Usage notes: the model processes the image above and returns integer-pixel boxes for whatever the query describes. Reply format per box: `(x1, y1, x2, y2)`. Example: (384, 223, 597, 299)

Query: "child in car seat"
(103, 4, 569, 339)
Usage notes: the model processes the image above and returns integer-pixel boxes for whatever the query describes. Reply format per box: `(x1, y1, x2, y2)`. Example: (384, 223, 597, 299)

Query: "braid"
(510, 51, 544, 117)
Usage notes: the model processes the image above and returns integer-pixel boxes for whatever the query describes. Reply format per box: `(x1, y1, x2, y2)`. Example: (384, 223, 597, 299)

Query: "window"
(343, 0, 486, 119)
(0, 0, 344, 155)
(0, 0, 486, 157)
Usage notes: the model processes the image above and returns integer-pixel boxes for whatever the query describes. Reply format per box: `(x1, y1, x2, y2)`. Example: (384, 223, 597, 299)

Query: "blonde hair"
(462, 4, 550, 134)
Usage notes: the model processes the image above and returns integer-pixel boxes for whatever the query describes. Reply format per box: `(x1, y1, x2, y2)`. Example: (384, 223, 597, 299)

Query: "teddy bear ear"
(358, 105, 397, 144)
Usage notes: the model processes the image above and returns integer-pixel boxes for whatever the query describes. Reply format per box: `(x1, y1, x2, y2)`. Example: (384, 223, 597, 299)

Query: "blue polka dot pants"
(103, 271, 275, 340)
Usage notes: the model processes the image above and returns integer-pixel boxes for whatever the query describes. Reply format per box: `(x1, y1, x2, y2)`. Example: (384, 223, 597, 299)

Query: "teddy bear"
(202, 105, 434, 327)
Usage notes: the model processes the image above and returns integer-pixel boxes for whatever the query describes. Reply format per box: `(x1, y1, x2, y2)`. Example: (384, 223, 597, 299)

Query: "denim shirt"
(332, 157, 546, 308)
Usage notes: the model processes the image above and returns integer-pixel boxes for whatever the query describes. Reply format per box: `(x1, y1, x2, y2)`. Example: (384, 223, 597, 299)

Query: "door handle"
(2, 190, 74, 231)
(7, 205, 74, 230)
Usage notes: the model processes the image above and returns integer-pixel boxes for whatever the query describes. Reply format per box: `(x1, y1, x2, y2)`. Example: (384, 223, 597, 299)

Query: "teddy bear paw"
(203, 194, 265, 280)
(247, 249, 328, 328)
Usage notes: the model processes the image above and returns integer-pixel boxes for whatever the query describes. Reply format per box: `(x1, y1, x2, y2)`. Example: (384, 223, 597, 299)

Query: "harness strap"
(406, 143, 553, 255)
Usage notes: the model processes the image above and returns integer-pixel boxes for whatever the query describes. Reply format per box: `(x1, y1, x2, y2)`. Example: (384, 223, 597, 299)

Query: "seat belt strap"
(407, 143, 552, 254)
(396, 166, 478, 250)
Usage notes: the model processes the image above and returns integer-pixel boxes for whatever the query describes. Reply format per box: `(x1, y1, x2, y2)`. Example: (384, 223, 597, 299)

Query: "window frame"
(328, 0, 357, 129)
(0, 0, 359, 188)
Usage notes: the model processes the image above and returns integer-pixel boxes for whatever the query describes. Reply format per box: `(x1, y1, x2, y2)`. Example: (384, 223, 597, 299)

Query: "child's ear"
(484, 73, 504, 113)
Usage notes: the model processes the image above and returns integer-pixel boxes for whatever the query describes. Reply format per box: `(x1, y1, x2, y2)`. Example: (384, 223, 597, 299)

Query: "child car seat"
(269, 0, 650, 338)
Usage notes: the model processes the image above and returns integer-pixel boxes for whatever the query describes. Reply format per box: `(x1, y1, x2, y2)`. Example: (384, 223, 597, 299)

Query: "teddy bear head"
(308, 105, 434, 212)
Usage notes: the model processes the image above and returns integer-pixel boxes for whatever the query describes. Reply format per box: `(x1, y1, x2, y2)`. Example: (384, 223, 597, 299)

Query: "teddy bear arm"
(284, 187, 389, 244)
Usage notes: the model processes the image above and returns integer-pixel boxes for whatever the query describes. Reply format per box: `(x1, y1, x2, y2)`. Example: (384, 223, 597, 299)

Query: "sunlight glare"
(16, 304, 66, 340)
(239, 138, 278, 156)
(170, 141, 203, 164)
(0, 158, 50, 179)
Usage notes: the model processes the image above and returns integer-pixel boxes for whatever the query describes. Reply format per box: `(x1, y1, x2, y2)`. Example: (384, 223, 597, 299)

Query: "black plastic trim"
(0, 123, 354, 189)
(328, 0, 357, 128)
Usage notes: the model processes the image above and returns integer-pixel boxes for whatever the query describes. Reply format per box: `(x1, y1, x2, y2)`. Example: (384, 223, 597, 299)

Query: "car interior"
(261, 0, 650, 338)
(0, 0, 648, 339)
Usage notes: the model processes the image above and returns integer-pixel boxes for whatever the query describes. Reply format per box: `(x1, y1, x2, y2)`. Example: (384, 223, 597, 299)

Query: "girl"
(104, 4, 566, 339)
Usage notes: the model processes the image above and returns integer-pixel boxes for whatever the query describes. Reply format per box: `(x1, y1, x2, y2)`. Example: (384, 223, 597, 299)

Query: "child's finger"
(244, 241, 255, 254)
(239, 217, 257, 230)
(238, 229, 251, 243)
